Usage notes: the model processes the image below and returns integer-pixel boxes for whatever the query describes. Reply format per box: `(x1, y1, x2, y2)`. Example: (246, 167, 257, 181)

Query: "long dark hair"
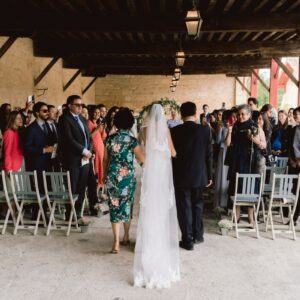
(259, 112, 271, 133)
(6, 111, 22, 131)
(88, 106, 100, 122)
(106, 106, 119, 132)
(278, 110, 288, 129)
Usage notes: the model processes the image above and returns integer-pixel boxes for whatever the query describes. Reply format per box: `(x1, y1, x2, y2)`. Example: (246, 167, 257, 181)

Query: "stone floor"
(1, 208, 300, 300)
(1, 168, 300, 300)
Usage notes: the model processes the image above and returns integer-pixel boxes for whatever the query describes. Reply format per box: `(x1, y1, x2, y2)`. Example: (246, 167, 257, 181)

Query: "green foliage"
(137, 98, 180, 130)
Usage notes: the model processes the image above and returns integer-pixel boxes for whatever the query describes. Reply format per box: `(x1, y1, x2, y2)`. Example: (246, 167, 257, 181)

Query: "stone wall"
(95, 74, 237, 113)
(0, 36, 95, 108)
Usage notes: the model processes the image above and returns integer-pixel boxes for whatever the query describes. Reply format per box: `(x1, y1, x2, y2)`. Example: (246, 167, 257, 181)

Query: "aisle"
(1, 168, 300, 300)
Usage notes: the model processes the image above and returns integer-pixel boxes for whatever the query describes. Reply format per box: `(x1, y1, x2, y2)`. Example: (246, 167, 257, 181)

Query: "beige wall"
(95, 74, 236, 113)
(0, 36, 95, 108)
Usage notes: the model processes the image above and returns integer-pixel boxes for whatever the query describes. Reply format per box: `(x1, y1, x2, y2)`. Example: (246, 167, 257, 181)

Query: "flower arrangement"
(218, 219, 233, 230)
(213, 207, 226, 219)
(137, 98, 180, 130)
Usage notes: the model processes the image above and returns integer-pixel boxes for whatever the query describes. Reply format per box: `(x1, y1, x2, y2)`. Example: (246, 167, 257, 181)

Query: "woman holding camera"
(225, 104, 260, 224)
(88, 106, 107, 190)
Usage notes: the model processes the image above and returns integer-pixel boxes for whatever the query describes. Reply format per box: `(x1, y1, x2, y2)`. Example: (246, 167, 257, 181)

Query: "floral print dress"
(105, 130, 139, 223)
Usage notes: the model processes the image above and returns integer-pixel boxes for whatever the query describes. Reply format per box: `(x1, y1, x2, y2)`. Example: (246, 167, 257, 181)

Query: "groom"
(171, 102, 212, 250)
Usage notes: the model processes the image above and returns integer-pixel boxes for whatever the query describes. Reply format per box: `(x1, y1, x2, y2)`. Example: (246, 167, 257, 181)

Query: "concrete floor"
(1, 211, 300, 300)
(1, 170, 300, 300)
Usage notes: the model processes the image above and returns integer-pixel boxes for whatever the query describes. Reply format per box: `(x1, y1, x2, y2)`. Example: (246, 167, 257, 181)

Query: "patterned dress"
(105, 130, 139, 223)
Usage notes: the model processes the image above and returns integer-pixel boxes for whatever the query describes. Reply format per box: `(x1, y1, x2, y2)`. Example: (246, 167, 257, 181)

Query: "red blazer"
(3, 129, 24, 171)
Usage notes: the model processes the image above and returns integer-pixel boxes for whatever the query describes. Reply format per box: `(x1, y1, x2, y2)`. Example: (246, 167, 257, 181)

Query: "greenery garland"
(137, 97, 180, 130)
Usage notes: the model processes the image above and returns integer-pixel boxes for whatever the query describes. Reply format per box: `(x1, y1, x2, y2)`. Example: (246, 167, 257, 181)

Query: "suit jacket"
(58, 111, 91, 168)
(25, 120, 52, 172)
(171, 121, 212, 188)
(47, 122, 59, 146)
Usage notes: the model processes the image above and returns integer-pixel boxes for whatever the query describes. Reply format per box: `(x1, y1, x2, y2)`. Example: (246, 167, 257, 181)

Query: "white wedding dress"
(133, 104, 180, 289)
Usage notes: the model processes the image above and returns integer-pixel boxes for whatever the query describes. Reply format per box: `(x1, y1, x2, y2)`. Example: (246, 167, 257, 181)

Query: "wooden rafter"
(0, 36, 17, 58)
(63, 69, 81, 92)
(34, 57, 59, 86)
(252, 69, 270, 92)
(235, 76, 251, 96)
(82, 77, 97, 95)
(274, 57, 299, 87)
(34, 40, 300, 57)
(1, 12, 300, 34)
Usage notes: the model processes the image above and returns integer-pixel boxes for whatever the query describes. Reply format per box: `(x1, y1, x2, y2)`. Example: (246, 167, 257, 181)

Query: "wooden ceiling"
(1, 0, 300, 77)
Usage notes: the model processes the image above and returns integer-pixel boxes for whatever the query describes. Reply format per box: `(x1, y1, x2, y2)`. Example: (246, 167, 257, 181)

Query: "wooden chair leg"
(233, 204, 239, 239)
(34, 209, 41, 236)
(254, 204, 259, 239)
(13, 201, 23, 235)
(262, 198, 266, 223)
(290, 206, 297, 241)
(1, 209, 10, 235)
(66, 211, 73, 237)
(270, 211, 275, 240)
(46, 202, 56, 236)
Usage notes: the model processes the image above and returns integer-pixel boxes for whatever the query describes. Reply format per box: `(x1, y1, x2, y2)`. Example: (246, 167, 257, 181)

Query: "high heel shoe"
(110, 243, 120, 254)
(120, 240, 130, 246)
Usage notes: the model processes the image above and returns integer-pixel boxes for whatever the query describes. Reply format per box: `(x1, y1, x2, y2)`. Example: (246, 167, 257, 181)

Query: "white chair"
(261, 166, 287, 222)
(43, 171, 79, 236)
(265, 173, 300, 240)
(231, 173, 264, 238)
(10, 171, 47, 235)
(0, 171, 16, 234)
(275, 157, 289, 169)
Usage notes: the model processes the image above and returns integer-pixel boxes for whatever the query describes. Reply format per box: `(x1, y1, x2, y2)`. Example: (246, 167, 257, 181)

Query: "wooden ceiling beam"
(33, 40, 300, 57)
(62, 56, 271, 69)
(81, 65, 259, 76)
(1, 12, 300, 34)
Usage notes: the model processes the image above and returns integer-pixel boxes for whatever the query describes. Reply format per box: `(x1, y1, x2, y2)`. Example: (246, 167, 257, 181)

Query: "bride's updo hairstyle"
(180, 101, 197, 117)
(114, 107, 135, 130)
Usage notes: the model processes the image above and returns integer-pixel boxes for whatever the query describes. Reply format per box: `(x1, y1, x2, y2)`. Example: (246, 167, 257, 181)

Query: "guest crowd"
(0, 95, 300, 247)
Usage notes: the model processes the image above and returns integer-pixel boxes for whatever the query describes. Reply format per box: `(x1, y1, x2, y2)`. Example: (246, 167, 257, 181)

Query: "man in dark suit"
(200, 104, 210, 124)
(25, 102, 54, 173)
(58, 95, 95, 220)
(25, 101, 54, 220)
(171, 102, 213, 250)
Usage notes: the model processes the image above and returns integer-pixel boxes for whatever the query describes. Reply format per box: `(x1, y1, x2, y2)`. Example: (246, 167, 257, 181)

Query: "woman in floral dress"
(104, 108, 144, 254)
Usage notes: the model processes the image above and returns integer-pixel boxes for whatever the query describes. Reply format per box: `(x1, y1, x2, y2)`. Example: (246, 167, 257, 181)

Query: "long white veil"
(133, 104, 180, 289)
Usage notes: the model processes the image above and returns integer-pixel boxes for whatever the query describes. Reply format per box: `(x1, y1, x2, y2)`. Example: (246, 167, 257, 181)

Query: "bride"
(133, 104, 180, 289)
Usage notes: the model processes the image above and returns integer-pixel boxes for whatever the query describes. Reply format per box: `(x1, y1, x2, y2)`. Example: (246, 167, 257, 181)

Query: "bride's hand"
(206, 180, 212, 187)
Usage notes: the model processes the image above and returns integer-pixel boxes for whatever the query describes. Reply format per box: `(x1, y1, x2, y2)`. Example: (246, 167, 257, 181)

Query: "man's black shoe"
(179, 241, 194, 251)
(193, 238, 204, 244)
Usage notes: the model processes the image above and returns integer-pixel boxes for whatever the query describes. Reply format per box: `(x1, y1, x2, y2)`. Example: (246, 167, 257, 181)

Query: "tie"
(42, 123, 48, 134)
(74, 116, 87, 148)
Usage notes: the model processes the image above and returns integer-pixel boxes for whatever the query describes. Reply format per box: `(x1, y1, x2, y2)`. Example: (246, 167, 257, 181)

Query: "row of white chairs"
(231, 168, 300, 240)
(0, 170, 79, 236)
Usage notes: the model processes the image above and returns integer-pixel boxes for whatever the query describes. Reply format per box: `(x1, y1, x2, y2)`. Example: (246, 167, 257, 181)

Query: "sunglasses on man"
(72, 103, 83, 108)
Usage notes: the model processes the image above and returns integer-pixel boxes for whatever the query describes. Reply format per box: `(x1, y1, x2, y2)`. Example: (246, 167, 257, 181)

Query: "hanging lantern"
(170, 85, 176, 92)
(172, 77, 178, 87)
(174, 68, 181, 80)
(175, 51, 185, 67)
(185, 10, 203, 37)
